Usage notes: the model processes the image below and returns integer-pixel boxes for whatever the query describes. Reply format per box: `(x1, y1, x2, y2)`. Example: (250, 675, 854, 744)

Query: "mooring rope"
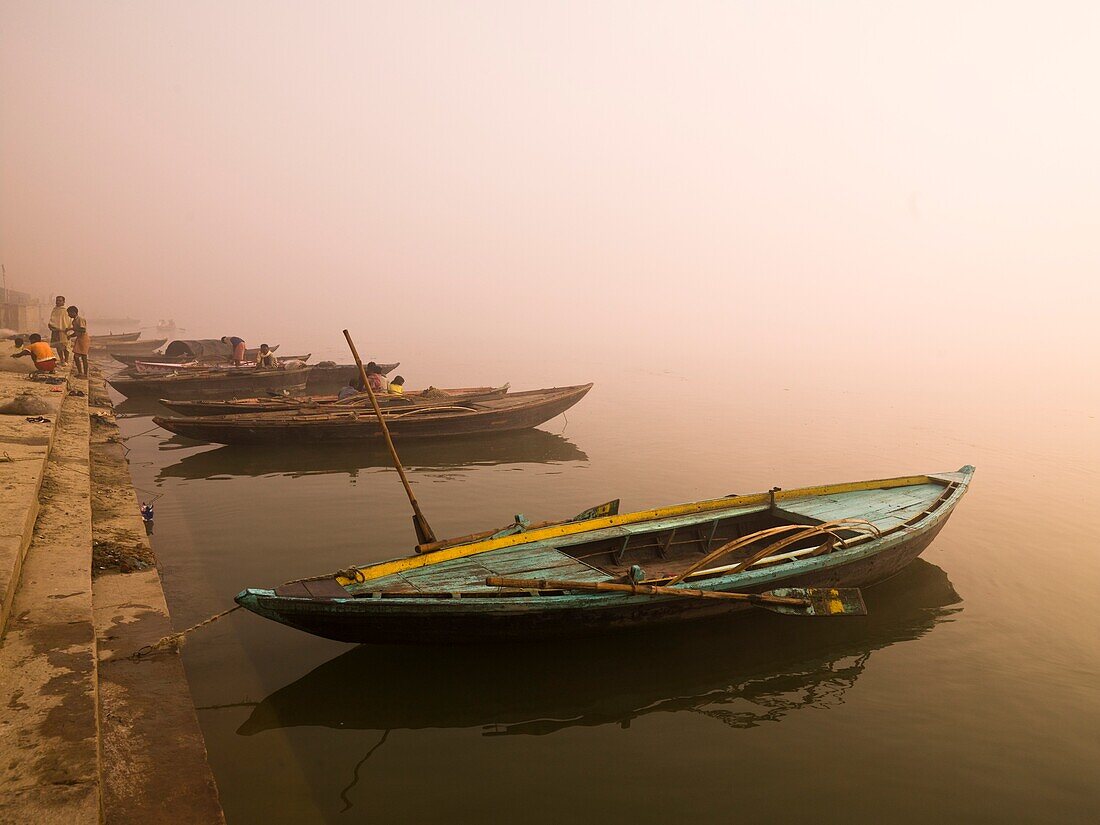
(130, 605, 242, 660)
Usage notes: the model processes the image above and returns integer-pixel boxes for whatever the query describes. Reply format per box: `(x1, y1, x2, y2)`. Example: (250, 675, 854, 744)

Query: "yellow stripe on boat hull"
(337, 474, 938, 586)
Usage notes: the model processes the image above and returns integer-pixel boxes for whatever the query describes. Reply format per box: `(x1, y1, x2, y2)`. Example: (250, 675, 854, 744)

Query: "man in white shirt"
(48, 295, 70, 365)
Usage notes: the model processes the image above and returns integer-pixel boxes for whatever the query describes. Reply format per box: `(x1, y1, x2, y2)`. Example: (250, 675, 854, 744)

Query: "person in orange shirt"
(10, 334, 58, 373)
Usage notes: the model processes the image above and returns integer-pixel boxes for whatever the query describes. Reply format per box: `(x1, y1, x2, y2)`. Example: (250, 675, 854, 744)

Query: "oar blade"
(762, 587, 867, 617)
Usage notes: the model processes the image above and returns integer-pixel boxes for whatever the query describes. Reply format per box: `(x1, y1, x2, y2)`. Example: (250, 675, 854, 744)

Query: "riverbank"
(0, 362, 224, 823)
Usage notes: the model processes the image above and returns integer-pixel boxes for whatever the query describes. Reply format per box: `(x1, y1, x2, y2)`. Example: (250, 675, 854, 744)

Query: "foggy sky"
(2, 1, 1098, 395)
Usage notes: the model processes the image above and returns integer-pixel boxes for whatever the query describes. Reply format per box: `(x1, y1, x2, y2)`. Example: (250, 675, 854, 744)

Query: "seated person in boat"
(10, 334, 58, 373)
(221, 335, 247, 365)
(388, 375, 405, 395)
(255, 343, 278, 368)
(365, 362, 388, 393)
(337, 380, 359, 400)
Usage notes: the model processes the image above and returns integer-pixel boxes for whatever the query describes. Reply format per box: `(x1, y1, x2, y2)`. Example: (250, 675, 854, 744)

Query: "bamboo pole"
(343, 329, 437, 545)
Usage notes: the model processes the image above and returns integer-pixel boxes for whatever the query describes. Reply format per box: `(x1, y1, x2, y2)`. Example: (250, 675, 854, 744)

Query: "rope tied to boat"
(130, 605, 241, 660)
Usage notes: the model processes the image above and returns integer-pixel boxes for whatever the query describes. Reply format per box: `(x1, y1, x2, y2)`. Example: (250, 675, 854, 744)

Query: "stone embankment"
(0, 363, 224, 823)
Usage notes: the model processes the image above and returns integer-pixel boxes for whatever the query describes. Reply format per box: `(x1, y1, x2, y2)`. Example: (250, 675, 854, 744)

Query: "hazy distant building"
(0, 286, 46, 334)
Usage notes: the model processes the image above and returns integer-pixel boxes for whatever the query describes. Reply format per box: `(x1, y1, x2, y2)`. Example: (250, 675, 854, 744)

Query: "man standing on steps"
(48, 295, 70, 365)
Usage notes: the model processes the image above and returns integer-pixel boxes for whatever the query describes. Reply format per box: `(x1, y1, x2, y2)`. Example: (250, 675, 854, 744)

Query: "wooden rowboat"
(96, 337, 168, 354)
(234, 467, 973, 643)
(131, 354, 312, 375)
(107, 365, 311, 400)
(90, 331, 142, 343)
(109, 345, 294, 367)
(157, 384, 510, 416)
(152, 384, 592, 444)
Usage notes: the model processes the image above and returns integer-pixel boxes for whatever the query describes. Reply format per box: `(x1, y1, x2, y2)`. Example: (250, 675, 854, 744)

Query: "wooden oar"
(343, 329, 437, 545)
(485, 576, 867, 616)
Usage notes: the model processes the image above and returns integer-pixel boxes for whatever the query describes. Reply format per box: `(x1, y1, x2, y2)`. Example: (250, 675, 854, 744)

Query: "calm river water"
(108, 339, 1100, 823)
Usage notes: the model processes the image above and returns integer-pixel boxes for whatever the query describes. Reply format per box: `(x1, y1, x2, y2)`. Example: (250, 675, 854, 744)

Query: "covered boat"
(152, 383, 592, 444)
(235, 467, 973, 644)
(157, 384, 509, 416)
(107, 364, 310, 400)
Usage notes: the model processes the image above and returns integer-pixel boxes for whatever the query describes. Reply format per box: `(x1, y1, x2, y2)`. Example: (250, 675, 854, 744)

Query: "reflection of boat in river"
(237, 559, 959, 737)
(157, 429, 589, 480)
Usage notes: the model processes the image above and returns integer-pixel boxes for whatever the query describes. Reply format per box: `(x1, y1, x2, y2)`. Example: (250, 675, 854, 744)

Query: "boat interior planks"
(359, 545, 609, 595)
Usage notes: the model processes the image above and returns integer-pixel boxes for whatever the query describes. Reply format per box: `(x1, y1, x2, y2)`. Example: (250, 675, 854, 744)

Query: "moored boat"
(90, 331, 142, 343)
(152, 384, 592, 443)
(96, 337, 168, 354)
(131, 354, 312, 375)
(158, 384, 510, 416)
(107, 364, 311, 400)
(234, 466, 974, 644)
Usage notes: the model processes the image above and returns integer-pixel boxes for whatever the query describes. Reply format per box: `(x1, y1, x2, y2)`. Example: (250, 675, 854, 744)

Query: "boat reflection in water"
(239, 559, 960, 738)
(157, 429, 589, 480)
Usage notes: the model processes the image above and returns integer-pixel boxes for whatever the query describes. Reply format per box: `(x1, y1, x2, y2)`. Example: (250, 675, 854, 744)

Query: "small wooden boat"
(91, 331, 142, 343)
(110, 344, 287, 367)
(234, 467, 973, 643)
(107, 364, 311, 400)
(131, 354, 312, 375)
(96, 337, 168, 354)
(152, 384, 592, 444)
(305, 362, 399, 394)
(157, 384, 509, 416)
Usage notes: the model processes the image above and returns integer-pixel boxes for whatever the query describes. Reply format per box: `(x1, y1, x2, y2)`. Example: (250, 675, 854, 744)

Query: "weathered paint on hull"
(237, 517, 950, 644)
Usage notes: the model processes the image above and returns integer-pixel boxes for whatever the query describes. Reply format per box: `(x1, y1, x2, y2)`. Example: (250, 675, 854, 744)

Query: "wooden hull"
(235, 467, 973, 644)
(238, 521, 948, 643)
(107, 366, 310, 400)
(158, 385, 508, 416)
(152, 384, 592, 444)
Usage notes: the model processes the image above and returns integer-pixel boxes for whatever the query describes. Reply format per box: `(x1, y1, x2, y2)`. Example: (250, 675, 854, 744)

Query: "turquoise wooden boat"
(235, 466, 974, 643)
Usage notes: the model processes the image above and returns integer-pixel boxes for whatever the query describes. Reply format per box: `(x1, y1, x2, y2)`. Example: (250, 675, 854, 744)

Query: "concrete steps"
(0, 373, 65, 638)
(0, 379, 101, 821)
(0, 368, 224, 823)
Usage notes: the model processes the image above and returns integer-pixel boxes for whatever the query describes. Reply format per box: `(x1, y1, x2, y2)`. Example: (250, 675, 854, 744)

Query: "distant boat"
(95, 337, 168, 354)
(233, 467, 974, 644)
(107, 364, 311, 401)
(152, 383, 593, 444)
(90, 331, 141, 343)
(109, 341, 290, 366)
(130, 355, 312, 375)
